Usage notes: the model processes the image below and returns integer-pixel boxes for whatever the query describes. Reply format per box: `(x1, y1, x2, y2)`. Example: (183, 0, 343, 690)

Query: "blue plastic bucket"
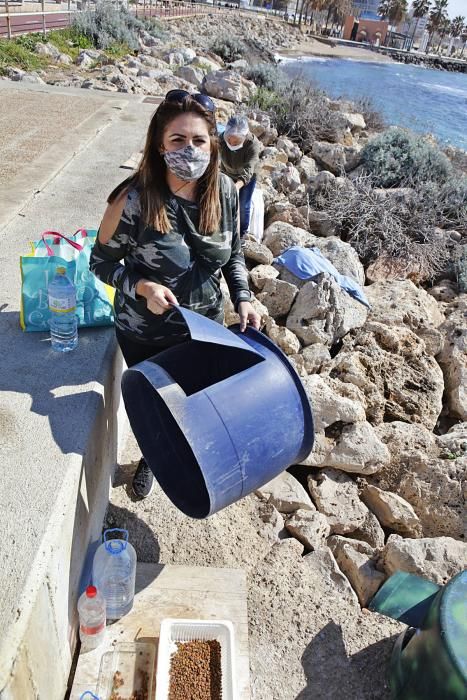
(121, 306, 314, 518)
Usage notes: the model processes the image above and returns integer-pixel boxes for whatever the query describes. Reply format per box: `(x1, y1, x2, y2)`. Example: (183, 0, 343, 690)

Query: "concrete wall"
(0, 347, 128, 699)
(0, 81, 153, 699)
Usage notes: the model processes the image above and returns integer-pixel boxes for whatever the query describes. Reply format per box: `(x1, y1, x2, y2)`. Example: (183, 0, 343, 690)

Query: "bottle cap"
(56, 266, 66, 274)
(86, 585, 97, 598)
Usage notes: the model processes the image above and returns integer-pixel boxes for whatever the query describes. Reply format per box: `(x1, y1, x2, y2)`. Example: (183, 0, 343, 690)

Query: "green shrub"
(245, 63, 283, 92)
(255, 77, 347, 152)
(210, 36, 245, 63)
(311, 174, 453, 281)
(248, 86, 279, 111)
(455, 247, 467, 293)
(361, 128, 453, 188)
(0, 38, 48, 73)
(73, 1, 146, 51)
(47, 27, 94, 57)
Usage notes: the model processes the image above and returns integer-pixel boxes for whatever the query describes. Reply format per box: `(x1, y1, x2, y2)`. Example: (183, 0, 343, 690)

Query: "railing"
(0, 0, 283, 39)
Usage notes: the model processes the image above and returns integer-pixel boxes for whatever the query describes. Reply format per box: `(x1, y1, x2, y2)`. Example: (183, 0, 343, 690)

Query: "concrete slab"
(70, 563, 250, 699)
(0, 81, 136, 231)
(0, 84, 160, 697)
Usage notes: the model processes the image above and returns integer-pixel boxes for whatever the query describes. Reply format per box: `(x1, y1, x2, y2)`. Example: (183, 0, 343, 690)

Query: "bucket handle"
(80, 693, 99, 700)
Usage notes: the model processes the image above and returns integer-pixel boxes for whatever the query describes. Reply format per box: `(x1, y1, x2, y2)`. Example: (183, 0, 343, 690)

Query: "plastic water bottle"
(77, 585, 106, 651)
(48, 266, 78, 352)
(92, 529, 137, 621)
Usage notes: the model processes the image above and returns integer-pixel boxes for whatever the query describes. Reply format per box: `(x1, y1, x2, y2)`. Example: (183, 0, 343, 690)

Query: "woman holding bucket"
(90, 89, 261, 499)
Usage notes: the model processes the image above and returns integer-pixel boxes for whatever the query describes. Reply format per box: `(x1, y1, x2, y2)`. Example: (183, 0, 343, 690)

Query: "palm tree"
(426, 0, 448, 52)
(410, 0, 431, 49)
(461, 25, 467, 58)
(378, 0, 408, 25)
(450, 15, 466, 39)
(436, 15, 451, 52)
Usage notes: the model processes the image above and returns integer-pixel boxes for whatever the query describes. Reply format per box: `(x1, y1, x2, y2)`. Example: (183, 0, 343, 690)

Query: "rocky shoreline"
(4, 11, 466, 696)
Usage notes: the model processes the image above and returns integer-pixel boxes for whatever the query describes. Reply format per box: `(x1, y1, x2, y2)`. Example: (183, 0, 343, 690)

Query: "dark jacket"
(219, 133, 261, 185)
(89, 173, 251, 344)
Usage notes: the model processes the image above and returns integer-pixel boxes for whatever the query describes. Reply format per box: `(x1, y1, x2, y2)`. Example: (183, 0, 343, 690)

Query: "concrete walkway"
(0, 81, 157, 698)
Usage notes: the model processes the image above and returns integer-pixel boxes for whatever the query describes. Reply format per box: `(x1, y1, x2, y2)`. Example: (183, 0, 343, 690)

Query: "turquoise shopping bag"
(20, 229, 115, 331)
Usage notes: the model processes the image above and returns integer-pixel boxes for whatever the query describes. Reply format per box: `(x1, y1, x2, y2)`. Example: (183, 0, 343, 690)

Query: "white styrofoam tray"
(155, 618, 237, 700)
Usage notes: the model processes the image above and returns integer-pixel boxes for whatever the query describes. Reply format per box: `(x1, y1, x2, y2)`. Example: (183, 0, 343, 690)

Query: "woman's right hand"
(136, 280, 178, 315)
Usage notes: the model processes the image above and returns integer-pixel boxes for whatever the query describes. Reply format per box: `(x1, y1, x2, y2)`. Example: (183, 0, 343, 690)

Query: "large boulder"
(202, 70, 255, 103)
(242, 240, 273, 266)
(307, 468, 369, 535)
(322, 322, 444, 430)
(264, 318, 301, 355)
(256, 472, 314, 513)
(297, 155, 319, 183)
(301, 375, 366, 433)
(35, 41, 61, 60)
(381, 535, 467, 585)
(257, 278, 298, 318)
(365, 280, 444, 336)
(361, 485, 421, 537)
(286, 274, 368, 347)
(276, 136, 303, 164)
(328, 536, 385, 607)
(340, 112, 366, 131)
(300, 344, 331, 374)
(263, 222, 310, 257)
(175, 65, 204, 87)
(285, 509, 330, 551)
(396, 453, 466, 540)
(272, 163, 302, 193)
(191, 55, 223, 72)
(320, 421, 390, 476)
(437, 296, 467, 420)
(249, 264, 279, 291)
(311, 141, 345, 175)
(266, 201, 309, 230)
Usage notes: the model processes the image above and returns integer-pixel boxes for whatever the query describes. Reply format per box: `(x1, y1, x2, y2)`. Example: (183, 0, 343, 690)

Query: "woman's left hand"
(237, 301, 262, 333)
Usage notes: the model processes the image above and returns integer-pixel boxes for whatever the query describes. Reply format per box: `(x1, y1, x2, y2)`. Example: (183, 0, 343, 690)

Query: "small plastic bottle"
(77, 585, 106, 651)
(48, 266, 78, 352)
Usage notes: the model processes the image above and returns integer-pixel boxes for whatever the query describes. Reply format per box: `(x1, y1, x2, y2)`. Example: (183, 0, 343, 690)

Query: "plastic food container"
(96, 641, 156, 700)
(155, 619, 237, 700)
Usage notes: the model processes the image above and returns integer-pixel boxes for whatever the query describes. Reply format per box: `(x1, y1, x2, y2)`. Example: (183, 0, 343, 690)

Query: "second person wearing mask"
(219, 116, 261, 238)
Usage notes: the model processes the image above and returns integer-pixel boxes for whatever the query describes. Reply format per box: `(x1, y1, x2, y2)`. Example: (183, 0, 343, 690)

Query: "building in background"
(351, 0, 380, 20)
(343, 14, 389, 43)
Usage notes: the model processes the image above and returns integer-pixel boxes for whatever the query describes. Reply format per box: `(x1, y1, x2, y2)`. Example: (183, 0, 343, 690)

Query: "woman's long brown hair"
(108, 97, 221, 235)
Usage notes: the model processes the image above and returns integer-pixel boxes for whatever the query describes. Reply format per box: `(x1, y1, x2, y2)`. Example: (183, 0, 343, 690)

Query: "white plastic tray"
(155, 618, 237, 700)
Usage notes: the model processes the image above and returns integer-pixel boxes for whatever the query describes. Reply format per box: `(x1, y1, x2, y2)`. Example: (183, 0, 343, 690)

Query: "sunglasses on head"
(164, 89, 216, 114)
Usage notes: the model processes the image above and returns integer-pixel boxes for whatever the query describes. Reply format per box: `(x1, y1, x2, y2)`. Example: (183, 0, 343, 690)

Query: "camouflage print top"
(89, 173, 251, 344)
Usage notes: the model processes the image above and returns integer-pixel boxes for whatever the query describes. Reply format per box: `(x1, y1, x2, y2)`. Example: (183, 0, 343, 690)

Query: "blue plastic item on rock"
(121, 306, 314, 518)
(274, 245, 371, 308)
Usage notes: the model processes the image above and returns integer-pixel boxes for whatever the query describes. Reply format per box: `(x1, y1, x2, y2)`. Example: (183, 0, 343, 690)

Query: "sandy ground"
(280, 37, 394, 63)
(105, 432, 405, 700)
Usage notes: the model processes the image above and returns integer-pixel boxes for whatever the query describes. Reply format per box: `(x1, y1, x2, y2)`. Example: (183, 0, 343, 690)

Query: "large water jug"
(92, 529, 136, 620)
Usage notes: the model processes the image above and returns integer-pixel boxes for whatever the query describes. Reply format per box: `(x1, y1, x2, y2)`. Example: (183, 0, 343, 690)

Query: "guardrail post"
(41, 0, 46, 36)
(5, 0, 12, 39)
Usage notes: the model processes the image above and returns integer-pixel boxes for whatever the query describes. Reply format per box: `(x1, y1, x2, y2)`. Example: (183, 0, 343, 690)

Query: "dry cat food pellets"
(168, 639, 222, 700)
(109, 668, 150, 700)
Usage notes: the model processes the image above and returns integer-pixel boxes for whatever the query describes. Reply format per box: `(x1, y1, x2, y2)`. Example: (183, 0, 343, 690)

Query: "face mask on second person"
(225, 138, 244, 152)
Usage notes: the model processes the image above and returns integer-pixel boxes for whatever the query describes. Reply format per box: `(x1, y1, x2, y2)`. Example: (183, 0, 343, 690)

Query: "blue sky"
(447, 0, 466, 18)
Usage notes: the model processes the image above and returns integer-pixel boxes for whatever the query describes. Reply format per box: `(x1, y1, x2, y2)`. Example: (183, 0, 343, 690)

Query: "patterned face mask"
(163, 144, 211, 181)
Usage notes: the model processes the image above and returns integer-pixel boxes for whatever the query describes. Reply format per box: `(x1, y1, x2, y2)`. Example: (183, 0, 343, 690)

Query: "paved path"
(0, 81, 157, 693)
(0, 4, 225, 37)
